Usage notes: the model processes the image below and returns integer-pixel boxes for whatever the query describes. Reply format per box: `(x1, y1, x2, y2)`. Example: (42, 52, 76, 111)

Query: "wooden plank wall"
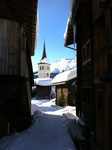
(0, 18, 32, 137)
(62, 88, 68, 104)
(0, 18, 31, 106)
(36, 86, 51, 99)
(0, 18, 21, 75)
(0, 18, 29, 77)
(92, 0, 100, 18)
(56, 86, 68, 106)
(69, 86, 76, 106)
(0, 76, 31, 137)
(92, 1, 112, 150)
(93, 18, 107, 77)
(95, 83, 112, 150)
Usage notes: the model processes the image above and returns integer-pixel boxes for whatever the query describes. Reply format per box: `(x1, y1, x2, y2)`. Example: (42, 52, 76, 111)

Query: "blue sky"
(31, 0, 76, 71)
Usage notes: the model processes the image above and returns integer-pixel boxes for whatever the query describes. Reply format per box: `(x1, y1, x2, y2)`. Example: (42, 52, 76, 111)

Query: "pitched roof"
(34, 78, 52, 86)
(52, 69, 77, 85)
(41, 41, 47, 60)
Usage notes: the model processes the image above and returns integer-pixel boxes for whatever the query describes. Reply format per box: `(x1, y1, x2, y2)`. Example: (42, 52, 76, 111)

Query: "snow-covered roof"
(38, 57, 50, 65)
(34, 78, 52, 86)
(32, 86, 37, 92)
(52, 69, 77, 85)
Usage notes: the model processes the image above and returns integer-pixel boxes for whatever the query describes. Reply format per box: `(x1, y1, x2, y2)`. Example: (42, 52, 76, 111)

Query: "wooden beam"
(11, 13, 33, 24)
(104, 8, 112, 43)
(93, 8, 104, 23)
(8, 0, 34, 12)
(65, 46, 76, 51)
(8, 7, 33, 21)
(10, 0, 33, 8)
(8, 4, 33, 18)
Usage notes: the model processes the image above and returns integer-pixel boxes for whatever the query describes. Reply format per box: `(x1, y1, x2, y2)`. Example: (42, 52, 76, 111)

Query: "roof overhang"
(64, 0, 83, 48)
(52, 81, 66, 86)
(64, 20, 74, 47)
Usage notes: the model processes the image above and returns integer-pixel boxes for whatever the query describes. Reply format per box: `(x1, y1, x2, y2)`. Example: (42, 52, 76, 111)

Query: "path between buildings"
(0, 98, 84, 150)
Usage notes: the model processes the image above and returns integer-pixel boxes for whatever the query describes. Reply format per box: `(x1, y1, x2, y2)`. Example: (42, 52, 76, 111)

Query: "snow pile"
(31, 98, 76, 116)
(39, 57, 50, 64)
(34, 78, 52, 86)
(0, 98, 84, 150)
(51, 57, 77, 73)
(0, 111, 77, 150)
(52, 68, 77, 85)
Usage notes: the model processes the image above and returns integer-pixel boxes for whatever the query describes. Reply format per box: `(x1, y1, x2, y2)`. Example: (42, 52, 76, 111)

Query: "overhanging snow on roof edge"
(64, 0, 78, 47)
(34, 78, 52, 86)
(52, 69, 77, 85)
(64, 19, 74, 47)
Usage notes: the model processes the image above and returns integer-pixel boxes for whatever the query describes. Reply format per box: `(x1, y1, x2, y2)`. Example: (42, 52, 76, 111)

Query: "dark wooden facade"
(35, 85, 51, 99)
(0, 0, 38, 137)
(64, 0, 112, 149)
(55, 79, 76, 107)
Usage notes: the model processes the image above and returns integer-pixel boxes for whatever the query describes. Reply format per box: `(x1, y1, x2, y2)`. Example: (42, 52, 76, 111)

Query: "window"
(47, 66, 49, 70)
(42, 66, 44, 70)
(47, 73, 49, 77)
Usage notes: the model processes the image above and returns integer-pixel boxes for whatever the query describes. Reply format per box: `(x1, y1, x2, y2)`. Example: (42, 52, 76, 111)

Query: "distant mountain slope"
(51, 58, 77, 73)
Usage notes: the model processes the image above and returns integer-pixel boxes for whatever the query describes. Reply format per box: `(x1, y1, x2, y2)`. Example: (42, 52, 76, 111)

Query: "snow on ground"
(31, 98, 76, 117)
(0, 98, 84, 150)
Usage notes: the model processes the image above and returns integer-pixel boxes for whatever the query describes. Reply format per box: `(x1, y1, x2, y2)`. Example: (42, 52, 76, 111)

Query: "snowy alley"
(0, 98, 84, 150)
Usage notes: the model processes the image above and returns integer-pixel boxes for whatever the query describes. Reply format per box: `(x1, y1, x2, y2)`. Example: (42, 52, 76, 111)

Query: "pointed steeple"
(41, 40, 47, 60)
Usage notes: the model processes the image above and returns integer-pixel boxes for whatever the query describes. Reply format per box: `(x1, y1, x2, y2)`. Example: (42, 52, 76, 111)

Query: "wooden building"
(34, 78, 52, 99)
(0, 0, 38, 137)
(52, 69, 77, 107)
(64, 0, 112, 149)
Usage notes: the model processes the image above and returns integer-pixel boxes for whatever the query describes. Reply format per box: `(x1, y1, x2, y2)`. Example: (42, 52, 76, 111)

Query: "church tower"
(38, 41, 51, 78)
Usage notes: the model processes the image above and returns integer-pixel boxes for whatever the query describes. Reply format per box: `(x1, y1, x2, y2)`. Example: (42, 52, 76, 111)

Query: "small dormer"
(38, 41, 51, 78)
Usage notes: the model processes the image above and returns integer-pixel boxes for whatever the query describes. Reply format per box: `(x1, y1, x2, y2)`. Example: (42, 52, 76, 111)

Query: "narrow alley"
(0, 98, 83, 150)
(0, 0, 112, 150)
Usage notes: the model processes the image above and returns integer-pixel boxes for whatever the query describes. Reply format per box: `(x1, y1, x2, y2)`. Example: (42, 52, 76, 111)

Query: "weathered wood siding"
(95, 83, 112, 150)
(93, 5, 112, 149)
(0, 18, 28, 77)
(0, 18, 32, 137)
(0, 18, 32, 106)
(56, 87, 61, 105)
(56, 82, 76, 107)
(0, 76, 31, 137)
(62, 88, 68, 104)
(74, 0, 112, 149)
(75, 0, 95, 133)
(36, 86, 51, 99)
(56, 86, 68, 106)
(69, 85, 76, 106)
(0, 19, 21, 75)
(92, 0, 100, 18)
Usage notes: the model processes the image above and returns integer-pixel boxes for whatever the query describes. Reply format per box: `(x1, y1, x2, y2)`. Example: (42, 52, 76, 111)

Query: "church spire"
(41, 40, 47, 60)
